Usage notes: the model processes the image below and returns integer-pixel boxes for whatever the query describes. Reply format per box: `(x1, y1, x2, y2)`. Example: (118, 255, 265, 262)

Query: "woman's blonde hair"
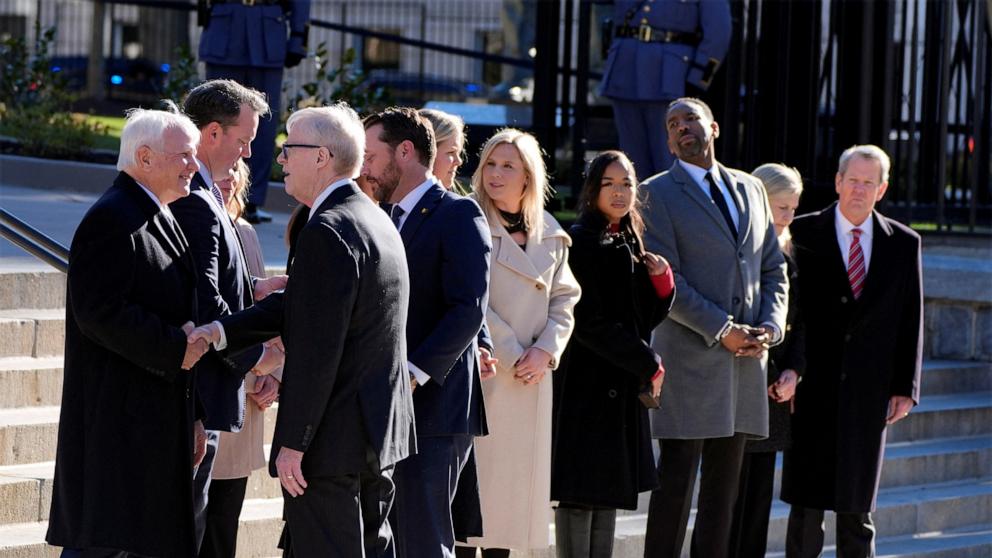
(752, 163, 803, 252)
(471, 128, 551, 240)
(226, 159, 251, 220)
(419, 108, 469, 194)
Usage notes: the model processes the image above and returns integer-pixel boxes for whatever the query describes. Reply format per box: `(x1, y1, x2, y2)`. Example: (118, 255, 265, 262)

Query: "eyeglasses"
(281, 143, 328, 159)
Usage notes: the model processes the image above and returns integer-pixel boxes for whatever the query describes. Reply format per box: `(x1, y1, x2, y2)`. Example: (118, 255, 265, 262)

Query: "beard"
(369, 157, 402, 202)
(672, 132, 706, 160)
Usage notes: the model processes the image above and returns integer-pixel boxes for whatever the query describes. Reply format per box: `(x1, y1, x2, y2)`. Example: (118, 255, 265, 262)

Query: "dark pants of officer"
(206, 64, 283, 209)
(611, 99, 675, 179)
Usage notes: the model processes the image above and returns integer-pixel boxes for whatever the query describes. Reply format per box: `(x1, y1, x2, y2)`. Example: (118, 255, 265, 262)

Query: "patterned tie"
(705, 172, 737, 240)
(848, 228, 866, 299)
(210, 182, 225, 209)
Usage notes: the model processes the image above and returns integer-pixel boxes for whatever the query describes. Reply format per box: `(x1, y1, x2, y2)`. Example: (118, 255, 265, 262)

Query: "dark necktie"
(390, 205, 406, 230)
(705, 172, 737, 240)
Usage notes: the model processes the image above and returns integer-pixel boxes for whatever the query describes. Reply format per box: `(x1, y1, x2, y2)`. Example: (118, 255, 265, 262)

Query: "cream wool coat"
(467, 210, 581, 550)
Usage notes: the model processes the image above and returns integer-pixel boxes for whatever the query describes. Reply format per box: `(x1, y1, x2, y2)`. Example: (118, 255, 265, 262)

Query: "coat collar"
(116, 172, 194, 273)
(489, 208, 569, 283)
(669, 160, 751, 246)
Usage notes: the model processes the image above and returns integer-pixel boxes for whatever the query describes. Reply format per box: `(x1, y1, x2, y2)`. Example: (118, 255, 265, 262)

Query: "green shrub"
(0, 22, 107, 158)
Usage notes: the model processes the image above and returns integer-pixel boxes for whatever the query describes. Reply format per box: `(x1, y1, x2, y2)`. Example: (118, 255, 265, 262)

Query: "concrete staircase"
(0, 265, 989, 557)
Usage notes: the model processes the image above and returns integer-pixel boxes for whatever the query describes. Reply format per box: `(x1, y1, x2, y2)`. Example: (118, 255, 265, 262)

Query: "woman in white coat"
(456, 129, 582, 558)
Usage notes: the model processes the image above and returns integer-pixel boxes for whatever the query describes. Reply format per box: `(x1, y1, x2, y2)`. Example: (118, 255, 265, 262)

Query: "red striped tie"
(848, 228, 866, 299)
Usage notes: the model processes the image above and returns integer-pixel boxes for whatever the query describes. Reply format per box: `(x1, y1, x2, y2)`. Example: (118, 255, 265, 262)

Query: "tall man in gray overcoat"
(639, 97, 789, 557)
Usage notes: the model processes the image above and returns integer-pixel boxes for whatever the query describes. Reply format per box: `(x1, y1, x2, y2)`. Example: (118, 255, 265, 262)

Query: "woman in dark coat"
(551, 150, 675, 558)
(728, 163, 806, 558)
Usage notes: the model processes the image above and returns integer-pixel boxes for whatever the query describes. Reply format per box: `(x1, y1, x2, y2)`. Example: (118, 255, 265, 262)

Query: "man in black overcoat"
(782, 144, 923, 557)
(46, 109, 210, 557)
(189, 104, 416, 558)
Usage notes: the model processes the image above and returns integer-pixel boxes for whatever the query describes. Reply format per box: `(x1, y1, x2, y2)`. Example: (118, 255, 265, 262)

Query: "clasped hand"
(181, 322, 224, 370)
(721, 323, 770, 358)
(514, 347, 552, 385)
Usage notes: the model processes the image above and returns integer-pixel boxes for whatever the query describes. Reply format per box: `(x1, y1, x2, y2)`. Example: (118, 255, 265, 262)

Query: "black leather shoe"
(245, 204, 273, 224)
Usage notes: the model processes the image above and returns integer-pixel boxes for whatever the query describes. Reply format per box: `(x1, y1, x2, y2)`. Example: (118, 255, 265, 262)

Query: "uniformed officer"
(197, 0, 311, 223)
(599, 0, 731, 179)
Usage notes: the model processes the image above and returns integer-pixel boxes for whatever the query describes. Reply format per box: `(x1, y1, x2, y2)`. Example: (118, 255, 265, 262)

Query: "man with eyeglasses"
(172, 79, 288, 557)
(188, 104, 416, 557)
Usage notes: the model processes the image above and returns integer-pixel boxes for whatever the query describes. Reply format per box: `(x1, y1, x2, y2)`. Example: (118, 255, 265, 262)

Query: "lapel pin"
(421, 208, 428, 214)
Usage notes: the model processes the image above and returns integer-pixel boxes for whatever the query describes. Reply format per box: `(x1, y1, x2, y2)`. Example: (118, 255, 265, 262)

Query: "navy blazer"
(170, 172, 262, 432)
(220, 182, 416, 476)
(400, 183, 492, 437)
(198, 1, 310, 69)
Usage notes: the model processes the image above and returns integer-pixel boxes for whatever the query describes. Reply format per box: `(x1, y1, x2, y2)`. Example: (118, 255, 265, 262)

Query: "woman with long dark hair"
(550, 150, 674, 557)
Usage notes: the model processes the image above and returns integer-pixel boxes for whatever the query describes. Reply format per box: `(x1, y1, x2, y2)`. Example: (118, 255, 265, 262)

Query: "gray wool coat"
(640, 161, 788, 439)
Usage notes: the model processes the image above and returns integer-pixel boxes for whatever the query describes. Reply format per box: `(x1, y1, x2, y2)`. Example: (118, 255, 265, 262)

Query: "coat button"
(844, 334, 852, 342)
(608, 389, 618, 398)
(840, 373, 847, 381)
(535, 284, 544, 291)
(841, 296, 849, 304)
(733, 296, 740, 305)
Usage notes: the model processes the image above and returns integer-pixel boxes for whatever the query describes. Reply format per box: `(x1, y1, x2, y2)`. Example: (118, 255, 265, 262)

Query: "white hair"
(286, 104, 366, 178)
(838, 144, 891, 184)
(117, 108, 200, 171)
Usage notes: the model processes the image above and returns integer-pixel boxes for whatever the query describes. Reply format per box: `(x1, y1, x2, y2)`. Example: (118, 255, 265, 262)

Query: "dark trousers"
(643, 434, 748, 558)
(205, 64, 283, 208)
(60, 549, 144, 558)
(728, 451, 777, 558)
(282, 448, 396, 558)
(610, 99, 675, 179)
(391, 435, 474, 558)
(199, 476, 249, 558)
(192, 430, 221, 552)
(786, 506, 876, 558)
(554, 505, 617, 558)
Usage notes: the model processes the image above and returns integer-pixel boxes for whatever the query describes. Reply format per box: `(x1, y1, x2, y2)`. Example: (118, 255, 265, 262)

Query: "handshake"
(179, 275, 289, 371)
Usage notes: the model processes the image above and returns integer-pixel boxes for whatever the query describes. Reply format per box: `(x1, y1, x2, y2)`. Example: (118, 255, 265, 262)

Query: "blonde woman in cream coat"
(456, 129, 581, 557)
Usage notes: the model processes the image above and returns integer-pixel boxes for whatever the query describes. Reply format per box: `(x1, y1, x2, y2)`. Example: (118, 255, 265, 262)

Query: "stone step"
(0, 358, 63, 409)
(0, 310, 63, 359)
(765, 524, 992, 558)
(0, 404, 278, 467)
(0, 272, 65, 312)
(922, 360, 992, 396)
(887, 392, 992, 443)
(3, 480, 989, 558)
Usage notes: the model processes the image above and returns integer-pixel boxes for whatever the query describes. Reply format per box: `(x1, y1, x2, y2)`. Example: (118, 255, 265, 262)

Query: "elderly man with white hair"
(189, 103, 416, 558)
(46, 108, 211, 558)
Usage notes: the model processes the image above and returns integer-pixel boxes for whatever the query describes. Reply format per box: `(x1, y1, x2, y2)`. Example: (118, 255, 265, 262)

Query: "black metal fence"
(1, 0, 988, 233)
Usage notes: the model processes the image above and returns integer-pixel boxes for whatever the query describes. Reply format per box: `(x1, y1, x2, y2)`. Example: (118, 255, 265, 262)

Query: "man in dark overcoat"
(46, 109, 210, 557)
(782, 144, 923, 557)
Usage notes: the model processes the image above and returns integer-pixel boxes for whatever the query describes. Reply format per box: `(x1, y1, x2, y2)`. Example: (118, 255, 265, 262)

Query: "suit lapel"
(672, 162, 737, 245)
(812, 203, 855, 299)
(719, 165, 751, 247)
(853, 212, 895, 315)
(399, 182, 445, 246)
(194, 171, 255, 300)
(118, 174, 193, 273)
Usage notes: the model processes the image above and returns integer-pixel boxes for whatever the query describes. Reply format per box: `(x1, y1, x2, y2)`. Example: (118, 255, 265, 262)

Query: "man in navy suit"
(172, 79, 287, 556)
(362, 108, 492, 558)
(197, 0, 311, 222)
(189, 104, 416, 557)
(600, 0, 731, 178)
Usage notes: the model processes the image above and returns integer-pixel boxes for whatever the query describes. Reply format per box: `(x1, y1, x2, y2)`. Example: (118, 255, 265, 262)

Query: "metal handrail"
(0, 209, 69, 273)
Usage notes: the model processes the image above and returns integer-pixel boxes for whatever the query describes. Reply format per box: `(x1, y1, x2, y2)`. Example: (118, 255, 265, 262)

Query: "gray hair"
(286, 104, 365, 178)
(752, 163, 804, 199)
(117, 108, 200, 171)
(838, 144, 891, 184)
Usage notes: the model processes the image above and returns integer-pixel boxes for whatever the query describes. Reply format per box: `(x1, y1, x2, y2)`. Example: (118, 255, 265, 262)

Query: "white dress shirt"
(835, 205, 874, 273)
(679, 159, 740, 230)
(136, 181, 174, 218)
(392, 177, 438, 385)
